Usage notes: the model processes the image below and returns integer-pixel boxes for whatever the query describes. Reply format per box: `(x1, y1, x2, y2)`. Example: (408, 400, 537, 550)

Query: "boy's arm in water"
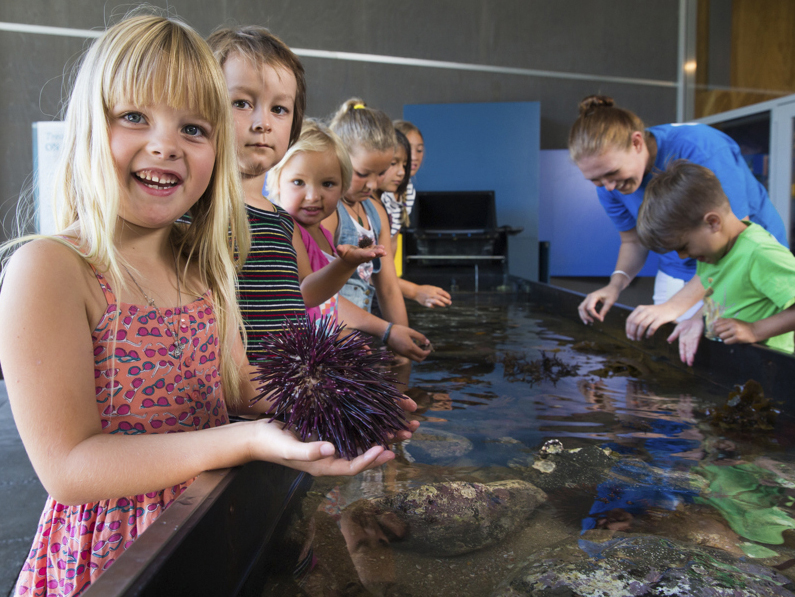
(625, 276, 705, 341)
(666, 311, 704, 367)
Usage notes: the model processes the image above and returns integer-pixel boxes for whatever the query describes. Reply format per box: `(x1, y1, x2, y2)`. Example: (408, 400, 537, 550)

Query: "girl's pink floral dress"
(14, 268, 228, 596)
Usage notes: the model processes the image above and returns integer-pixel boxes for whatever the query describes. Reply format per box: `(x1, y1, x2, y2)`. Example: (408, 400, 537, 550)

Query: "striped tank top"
(238, 203, 306, 361)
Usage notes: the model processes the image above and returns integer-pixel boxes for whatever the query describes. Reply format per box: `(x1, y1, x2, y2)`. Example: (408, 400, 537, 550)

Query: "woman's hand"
(625, 303, 679, 341)
(578, 284, 621, 324)
(667, 316, 704, 366)
(413, 284, 452, 308)
(387, 324, 432, 362)
(336, 243, 387, 266)
(712, 318, 758, 345)
(578, 228, 646, 325)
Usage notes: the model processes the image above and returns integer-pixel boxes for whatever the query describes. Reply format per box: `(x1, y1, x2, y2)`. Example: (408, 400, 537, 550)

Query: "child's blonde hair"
(268, 119, 353, 204)
(637, 159, 729, 253)
(207, 25, 306, 148)
(329, 98, 396, 156)
(46, 14, 249, 406)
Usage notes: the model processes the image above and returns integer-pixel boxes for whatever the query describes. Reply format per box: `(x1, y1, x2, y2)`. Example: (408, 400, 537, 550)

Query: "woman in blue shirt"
(568, 95, 787, 340)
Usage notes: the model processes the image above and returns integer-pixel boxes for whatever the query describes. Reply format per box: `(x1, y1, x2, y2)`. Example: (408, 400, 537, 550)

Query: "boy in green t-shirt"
(636, 159, 795, 365)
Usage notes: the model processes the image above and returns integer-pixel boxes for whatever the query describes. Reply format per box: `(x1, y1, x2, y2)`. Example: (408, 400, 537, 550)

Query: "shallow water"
(262, 293, 795, 597)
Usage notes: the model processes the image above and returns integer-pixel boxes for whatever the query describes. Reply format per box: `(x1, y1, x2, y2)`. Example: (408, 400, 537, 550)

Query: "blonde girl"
(0, 15, 402, 596)
(270, 120, 432, 361)
(323, 100, 427, 358)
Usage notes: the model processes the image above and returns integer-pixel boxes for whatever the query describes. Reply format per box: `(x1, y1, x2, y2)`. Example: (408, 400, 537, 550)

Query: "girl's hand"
(336, 243, 387, 266)
(414, 285, 452, 308)
(250, 421, 396, 476)
(667, 317, 704, 366)
(712, 318, 758, 345)
(392, 394, 420, 440)
(387, 324, 432, 362)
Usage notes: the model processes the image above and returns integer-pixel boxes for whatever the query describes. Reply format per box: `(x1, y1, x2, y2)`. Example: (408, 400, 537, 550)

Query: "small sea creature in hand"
(358, 235, 374, 249)
(702, 285, 726, 341)
(252, 315, 411, 460)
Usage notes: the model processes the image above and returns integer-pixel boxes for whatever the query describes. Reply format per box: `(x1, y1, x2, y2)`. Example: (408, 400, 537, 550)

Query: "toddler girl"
(270, 120, 432, 361)
(0, 15, 405, 596)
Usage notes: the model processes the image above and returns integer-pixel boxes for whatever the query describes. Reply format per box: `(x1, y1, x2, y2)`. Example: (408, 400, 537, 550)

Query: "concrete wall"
(0, 0, 680, 240)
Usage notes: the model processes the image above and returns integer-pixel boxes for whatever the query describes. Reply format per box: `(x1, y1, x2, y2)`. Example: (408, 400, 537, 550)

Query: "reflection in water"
(262, 295, 795, 597)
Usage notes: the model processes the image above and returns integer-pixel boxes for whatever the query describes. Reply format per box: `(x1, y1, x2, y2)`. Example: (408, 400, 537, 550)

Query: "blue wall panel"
(404, 101, 539, 281)
(538, 149, 659, 277)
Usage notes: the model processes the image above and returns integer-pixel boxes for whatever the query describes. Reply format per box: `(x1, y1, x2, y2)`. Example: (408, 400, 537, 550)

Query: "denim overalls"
(336, 199, 382, 312)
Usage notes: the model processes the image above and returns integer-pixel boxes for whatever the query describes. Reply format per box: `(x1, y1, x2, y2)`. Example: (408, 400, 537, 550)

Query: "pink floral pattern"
(14, 270, 227, 596)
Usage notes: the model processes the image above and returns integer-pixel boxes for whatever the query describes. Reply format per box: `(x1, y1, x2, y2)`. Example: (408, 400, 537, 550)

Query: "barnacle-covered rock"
(511, 444, 617, 491)
(493, 534, 795, 596)
(353, 479, 546, 556)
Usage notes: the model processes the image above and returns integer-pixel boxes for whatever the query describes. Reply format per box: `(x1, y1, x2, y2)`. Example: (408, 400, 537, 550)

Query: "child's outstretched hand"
(387, 324, 432, 362)
(625, 302, 679, 341)
(711, 318, 757, 345)
(667, 316, 704, 366)
(414, 284, 452, 308)
(251, 420, 397, 476)
(336, 243, 387, 267)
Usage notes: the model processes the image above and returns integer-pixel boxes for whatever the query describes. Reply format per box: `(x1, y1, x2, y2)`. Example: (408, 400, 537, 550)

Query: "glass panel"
(790, 119, 795, 245)
(709, 112, 770, 190)
(695, 0, 795, 119)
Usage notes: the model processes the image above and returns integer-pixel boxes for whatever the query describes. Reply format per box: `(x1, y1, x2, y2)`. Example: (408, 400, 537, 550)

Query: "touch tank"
(84, 283, 795, 597)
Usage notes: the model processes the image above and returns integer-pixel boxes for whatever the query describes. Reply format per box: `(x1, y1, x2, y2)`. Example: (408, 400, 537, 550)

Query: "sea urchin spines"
(252, 315, 411, 460)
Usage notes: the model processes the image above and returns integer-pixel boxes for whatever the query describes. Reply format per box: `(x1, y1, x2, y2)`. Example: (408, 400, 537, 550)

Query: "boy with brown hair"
(637, 159, 795, 365)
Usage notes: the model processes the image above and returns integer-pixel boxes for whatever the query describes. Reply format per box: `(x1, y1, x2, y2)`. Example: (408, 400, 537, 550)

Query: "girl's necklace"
(123, 245, 185, 360)
(342, 197, 365, 226)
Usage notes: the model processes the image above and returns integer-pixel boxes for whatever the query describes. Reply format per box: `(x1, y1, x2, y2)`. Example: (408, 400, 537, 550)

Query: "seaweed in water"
(588, 355, 651, 379)
(497, 350, 579, 385)
(251, 315, 410, 460)
(706, 379, 779, 434)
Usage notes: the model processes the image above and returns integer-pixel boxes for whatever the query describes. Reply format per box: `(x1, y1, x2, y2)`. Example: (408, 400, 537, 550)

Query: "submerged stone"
(358, 479, 546, 556)
(403, 427, 473, 463)
(513, 445, 616, 491)
(493, 534, 795, 596)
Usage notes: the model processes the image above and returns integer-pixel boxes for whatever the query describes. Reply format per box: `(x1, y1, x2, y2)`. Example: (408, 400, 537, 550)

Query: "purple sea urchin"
(252, 315, 411, 460)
